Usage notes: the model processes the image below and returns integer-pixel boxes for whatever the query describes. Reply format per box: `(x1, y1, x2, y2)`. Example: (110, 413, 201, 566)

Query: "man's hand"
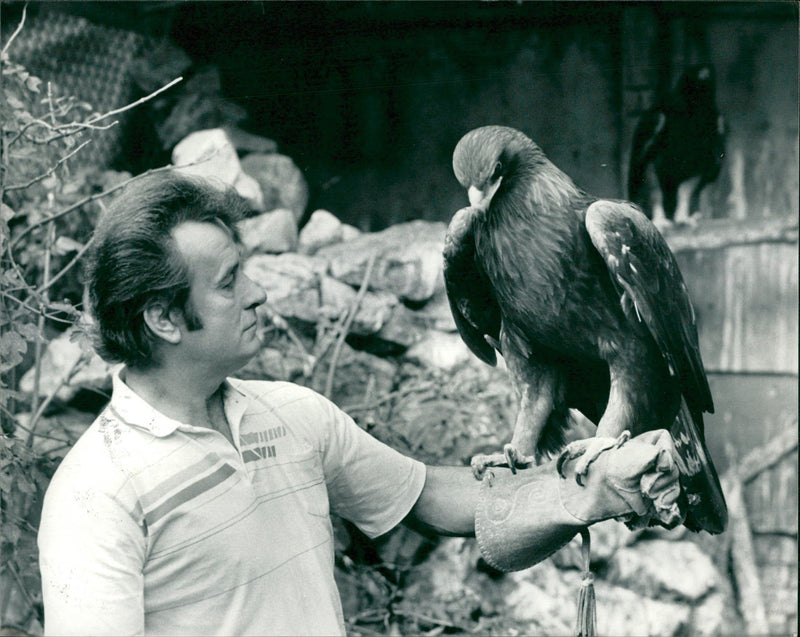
(474, 429, 684, 572)
(560, 429, 684, 529)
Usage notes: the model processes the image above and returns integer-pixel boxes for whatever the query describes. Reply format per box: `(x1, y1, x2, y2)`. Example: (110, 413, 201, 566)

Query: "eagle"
(445, 125, 727, 534)
(628, 64, 725, 226)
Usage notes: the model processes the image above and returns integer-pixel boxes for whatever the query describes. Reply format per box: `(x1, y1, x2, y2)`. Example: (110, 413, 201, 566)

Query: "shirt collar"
(109, 368, 249, 438)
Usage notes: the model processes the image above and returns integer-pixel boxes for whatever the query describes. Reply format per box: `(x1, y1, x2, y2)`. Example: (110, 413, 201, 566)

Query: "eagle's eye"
(490, 162, 503, 183)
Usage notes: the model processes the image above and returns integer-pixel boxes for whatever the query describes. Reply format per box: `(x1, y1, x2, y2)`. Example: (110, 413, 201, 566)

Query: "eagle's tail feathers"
(671, 398, 728, 534)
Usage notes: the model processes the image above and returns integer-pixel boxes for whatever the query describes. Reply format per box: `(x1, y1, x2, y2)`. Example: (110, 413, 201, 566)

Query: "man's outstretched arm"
(404, 430, 682, 571)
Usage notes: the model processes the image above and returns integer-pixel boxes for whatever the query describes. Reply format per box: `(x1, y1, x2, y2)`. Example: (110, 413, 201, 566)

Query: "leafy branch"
(0, 9, 185, 630)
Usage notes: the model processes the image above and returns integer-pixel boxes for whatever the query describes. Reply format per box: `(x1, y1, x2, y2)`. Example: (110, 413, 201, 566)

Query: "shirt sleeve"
(310, 390, 427, 538)
(38, 449, 146, 636)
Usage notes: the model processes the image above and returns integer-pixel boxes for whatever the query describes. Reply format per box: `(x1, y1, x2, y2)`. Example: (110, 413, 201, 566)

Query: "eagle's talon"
(614, 430, 632, 448)
(558, 431, 633, 485)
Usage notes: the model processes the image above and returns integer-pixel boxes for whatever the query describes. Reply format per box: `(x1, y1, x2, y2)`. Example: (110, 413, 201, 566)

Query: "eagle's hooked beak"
(468, 177, 503, 211)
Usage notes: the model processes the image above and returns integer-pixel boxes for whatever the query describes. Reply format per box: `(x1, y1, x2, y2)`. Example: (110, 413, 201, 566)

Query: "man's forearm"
(404, 465, 479, 537)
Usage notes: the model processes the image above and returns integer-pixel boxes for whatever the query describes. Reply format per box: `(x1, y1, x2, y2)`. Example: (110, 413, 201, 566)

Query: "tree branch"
(10, 163, 176, 250)
(324, 253, 377, 399)
(4, 139, 92, 192)
(1, 2, 27, 56)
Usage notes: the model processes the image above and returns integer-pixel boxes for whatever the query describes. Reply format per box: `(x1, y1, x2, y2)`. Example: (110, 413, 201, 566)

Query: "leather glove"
(475, 429, 683, 572)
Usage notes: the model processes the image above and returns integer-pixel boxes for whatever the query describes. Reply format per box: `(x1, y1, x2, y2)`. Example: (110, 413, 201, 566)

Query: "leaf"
(26, 75, 42, 93)
(0, 202, 15, 222)
(0, 330, 27, 372)
(6, 93, 25, 110)
(69, 320, 96, 354)
(15, 321, 44, 343)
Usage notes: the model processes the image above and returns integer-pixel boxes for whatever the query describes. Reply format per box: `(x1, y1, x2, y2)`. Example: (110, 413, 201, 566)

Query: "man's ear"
(142, 303, 182, 345)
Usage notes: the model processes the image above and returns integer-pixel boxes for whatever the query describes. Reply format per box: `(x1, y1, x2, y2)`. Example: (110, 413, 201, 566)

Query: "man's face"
(171, 221, 266, 373)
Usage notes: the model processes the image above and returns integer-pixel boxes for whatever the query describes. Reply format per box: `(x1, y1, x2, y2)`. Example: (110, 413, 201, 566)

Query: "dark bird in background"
(628, 64, 725, 226)
(445, 125, 727, 534)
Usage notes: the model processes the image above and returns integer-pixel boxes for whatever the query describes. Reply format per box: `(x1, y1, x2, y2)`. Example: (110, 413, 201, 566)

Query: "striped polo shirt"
(38, 371, 426, 636)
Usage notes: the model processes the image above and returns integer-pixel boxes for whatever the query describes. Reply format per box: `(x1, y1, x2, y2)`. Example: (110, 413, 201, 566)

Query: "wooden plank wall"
(665, 219, 798, 634)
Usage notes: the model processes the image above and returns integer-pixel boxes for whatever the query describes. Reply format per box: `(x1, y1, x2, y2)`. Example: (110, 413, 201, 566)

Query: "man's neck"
(123, 360, 226, 428)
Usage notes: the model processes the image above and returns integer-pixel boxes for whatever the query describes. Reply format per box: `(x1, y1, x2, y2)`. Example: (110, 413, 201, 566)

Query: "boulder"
(172, 128, 264, 210)
(593, 578, 691, 636)
(503, 564, 578, 635)
(316, 220, 446, 303)
(244, 253, 397, 336)
(238, 208, 298, 254)
(298, 209, 344, 255)
(691, 590, 745, 636)
(240, 153, 309, 222)
(605, 538, 719, 602)
(340, 223, 362, 242)
(319, 276, 397, 336)
(507, 563, 690, 636)
(411, 288, 458, 332)
(368, 304, 428, 353)
(404, 331, 474, 371)
(20, 328, 115, 403)
(244, 253, 327, 325)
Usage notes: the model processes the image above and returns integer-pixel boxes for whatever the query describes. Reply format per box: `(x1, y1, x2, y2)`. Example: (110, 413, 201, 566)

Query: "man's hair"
(85, 171, 249, 369)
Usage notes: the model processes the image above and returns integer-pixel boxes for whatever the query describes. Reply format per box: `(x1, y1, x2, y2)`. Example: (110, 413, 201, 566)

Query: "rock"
(240, 153, 309, 222)
(404, 331, 474, 370)
(20, 328, 115, 403)
(368, 304, 428, 353)
(593, 579, 691, 636)
(244, 253, 397, 335)
(551, 519, 631, 569)
(503, 563, 576, 635)
(411, 288, 458, 332)
(691, 590, 745, 636)
(222, 125, 278, 154)
(319, 277, 398, 335)
(244, 253, 326, 325)
(507, 563, 690, 636)
(341, 223, 362, 242)
(606, 538, 719, 602)
(238, 208, 298, 254)
(298, 209, 344, 255)
(316, 220, 446, 303)
(172, 128, 264, 210)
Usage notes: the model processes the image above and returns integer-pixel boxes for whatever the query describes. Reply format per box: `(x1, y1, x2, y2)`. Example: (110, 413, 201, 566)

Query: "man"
(38, 172, 682, 635)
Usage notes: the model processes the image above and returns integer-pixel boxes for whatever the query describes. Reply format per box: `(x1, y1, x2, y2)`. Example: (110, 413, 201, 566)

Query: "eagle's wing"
(585, 200, 713, 421)
(443, 206, 501, 366)
(586, 200, 727, 533)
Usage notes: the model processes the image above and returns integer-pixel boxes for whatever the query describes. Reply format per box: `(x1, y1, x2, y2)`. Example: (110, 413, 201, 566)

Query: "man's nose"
(243, 275, 267, 309)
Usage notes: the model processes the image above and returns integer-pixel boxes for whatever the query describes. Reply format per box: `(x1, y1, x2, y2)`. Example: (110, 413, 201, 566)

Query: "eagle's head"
(452, 126, 539, 212)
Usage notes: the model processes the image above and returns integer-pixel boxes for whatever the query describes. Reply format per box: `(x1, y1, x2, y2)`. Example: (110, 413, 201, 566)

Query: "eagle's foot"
(470, 445, 536, 482)
(503, 444, 536, 473)
(556, 430, 631, 485)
